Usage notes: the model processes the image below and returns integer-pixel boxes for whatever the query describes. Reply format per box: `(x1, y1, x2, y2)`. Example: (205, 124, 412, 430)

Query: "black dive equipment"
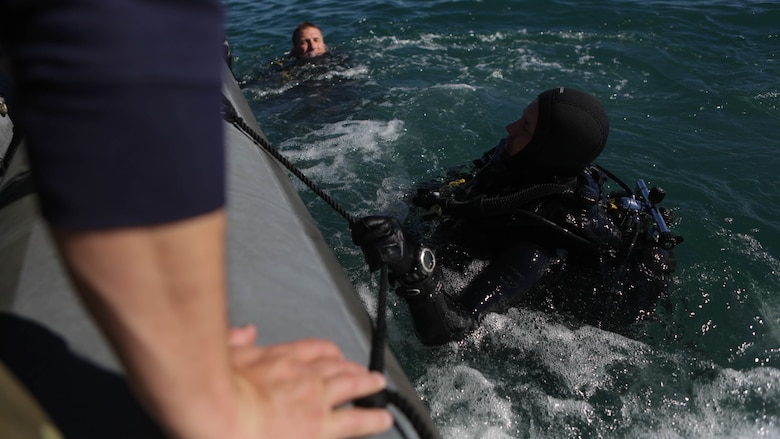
(611, 179, 681, 250)
(412, 163, 683, 256)
(398, 247, 436, 293)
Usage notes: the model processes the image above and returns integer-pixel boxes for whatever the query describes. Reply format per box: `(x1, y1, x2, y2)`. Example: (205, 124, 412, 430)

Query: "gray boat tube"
(0, 65, 440, 439)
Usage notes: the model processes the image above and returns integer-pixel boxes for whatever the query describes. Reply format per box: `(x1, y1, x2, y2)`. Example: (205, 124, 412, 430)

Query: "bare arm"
(52, 209, 392, 439)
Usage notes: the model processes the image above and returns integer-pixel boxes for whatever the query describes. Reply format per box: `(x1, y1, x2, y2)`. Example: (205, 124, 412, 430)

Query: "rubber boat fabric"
(0, 64, 441, 439)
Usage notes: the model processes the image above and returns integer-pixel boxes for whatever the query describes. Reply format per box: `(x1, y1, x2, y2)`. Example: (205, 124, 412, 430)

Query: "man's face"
(504, 99, 539, 157)
(292, 27, 326, 58)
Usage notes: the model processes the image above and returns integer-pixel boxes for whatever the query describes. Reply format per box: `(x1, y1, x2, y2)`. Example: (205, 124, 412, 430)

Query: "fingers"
(228, 337, 394, 439)
(325, 370, 387, 407)
(230, 338, 346, 371)
(237, 345, 368, 388)
(228, 324, 257, 347)
(322, 369, 393, 438)
(291, 365, 393, 438)
(263, 338, 345, 362)
(352, 216, 393, 243)
(329, 406, 394, 439)
(364, 217, 396, 237)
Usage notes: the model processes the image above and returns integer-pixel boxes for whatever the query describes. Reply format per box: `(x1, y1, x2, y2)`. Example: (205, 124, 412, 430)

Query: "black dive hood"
(508, 87, 610, 180)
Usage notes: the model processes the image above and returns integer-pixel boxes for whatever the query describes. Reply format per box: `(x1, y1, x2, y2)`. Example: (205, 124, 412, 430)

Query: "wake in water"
(411, 308, 780, 439)
(270, 105, 780, 438)
(246, 78, 780, 437)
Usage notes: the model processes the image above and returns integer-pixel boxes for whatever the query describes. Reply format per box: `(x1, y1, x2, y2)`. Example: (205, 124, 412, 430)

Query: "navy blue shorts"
(1, 0, 225, 229)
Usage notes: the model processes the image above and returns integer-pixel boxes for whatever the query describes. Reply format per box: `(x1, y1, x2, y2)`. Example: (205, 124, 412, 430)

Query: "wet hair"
(291, 21, 321, 45)
(510, 87, 609, 178)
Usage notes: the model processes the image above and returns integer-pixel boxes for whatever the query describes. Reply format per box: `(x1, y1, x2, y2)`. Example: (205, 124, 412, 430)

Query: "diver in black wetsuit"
(351, 87, 683, 346)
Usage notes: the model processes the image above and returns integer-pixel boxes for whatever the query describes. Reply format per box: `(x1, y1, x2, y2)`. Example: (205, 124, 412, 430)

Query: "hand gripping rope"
(223, 97, 441, 439)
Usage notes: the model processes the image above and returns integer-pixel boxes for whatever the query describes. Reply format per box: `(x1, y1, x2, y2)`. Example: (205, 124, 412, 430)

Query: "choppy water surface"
(225, 1, 780, 437)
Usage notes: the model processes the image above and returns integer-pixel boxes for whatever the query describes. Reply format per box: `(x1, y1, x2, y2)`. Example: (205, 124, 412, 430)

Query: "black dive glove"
(351, 216, 415, 275)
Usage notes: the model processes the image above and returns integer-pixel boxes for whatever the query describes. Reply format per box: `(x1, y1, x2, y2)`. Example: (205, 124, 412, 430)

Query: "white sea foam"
(279, 118, 404, 169)
(243, 81, 295, 98)
(430, 83, 477, 92)
(416, 307, 780, 438)
(276, 118, 409, 214)
(364, 34, 449, 52)
(420, 363, 518, 439)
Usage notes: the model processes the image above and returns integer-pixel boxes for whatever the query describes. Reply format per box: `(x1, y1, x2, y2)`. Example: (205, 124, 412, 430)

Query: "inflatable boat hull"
(0, 65, 439, 439)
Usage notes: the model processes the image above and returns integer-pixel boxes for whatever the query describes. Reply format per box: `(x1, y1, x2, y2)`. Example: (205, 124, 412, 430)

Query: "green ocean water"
(224, 1, 779, 437)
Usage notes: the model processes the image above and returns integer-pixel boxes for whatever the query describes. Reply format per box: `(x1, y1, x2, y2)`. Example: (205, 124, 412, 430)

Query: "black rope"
(222, 97, 356, 226)
(368, 265, 389, 372)
(222, 97, 440, 439)
(353, 264, 389, 408)
(355, 265, 438, 439)
(386, 390, 439, 439)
